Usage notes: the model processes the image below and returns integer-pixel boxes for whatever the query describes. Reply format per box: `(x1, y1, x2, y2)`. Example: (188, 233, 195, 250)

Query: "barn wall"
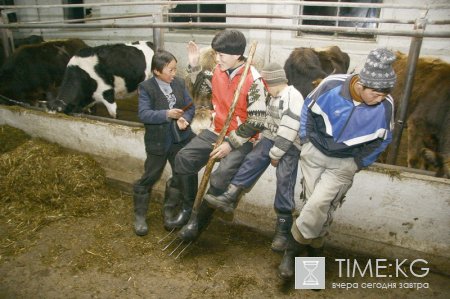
(9, 0, 450, 74)
(1, 105, 449, 275)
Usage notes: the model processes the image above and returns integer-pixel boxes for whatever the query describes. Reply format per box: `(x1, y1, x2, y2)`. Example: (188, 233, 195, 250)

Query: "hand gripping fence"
(159, 41, 259, 259)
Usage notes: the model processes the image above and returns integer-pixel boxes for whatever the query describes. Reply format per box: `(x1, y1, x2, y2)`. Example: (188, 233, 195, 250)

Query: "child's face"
(155, 59, 177, 83)
(355, 82, 388, 106)
(215, 51, 241, 71)
(360, 87, 388, 106)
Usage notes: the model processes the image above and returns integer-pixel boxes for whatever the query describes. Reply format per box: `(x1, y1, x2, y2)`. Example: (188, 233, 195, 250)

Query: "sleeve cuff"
(228, 130, 249, 149)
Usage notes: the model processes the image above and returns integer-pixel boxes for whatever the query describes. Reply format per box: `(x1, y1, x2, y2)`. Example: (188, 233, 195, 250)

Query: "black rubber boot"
(271, 213, 293, 253)
(163, 177, 182, 231)
(278, 236, 306, 280)
(165, 174, 198, 229)
(307, 245, 324, 257)
(178, 200, 215, 241)
(133, 185, 150, 236)
(204, 184, 243, 214)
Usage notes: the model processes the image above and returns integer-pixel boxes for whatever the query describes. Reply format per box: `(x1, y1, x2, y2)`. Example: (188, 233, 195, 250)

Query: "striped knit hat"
(359, 48, 397, 89)
(261, 62, 288, 87)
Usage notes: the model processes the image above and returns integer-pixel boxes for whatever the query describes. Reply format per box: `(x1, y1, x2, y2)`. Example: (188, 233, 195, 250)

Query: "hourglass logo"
(295, 257, 325, 289)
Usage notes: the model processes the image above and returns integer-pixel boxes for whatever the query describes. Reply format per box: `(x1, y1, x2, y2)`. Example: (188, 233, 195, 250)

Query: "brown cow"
(186, 46, 215, 110)
(185, 46, 216, 134)
(283, 46, 350, 96)
(0, 35, 45, 67)
(0, 39, 88, 106)
(389, 52, 450, 178)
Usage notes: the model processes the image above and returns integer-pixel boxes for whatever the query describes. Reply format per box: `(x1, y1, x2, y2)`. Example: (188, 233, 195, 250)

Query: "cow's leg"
(407, 117, 426, 169)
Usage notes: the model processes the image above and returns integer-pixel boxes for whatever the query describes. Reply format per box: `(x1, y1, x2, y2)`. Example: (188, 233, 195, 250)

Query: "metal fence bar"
(0, 21, 446, 38)
(21, 12, 436, 26)
(0, 1, 448, 10)
(14, 12, 445, 26)
(11, 11, 450, 27)
(386, 18, 426, 165)
(26, 13, 156, 25)
(164, 13, 449, 25)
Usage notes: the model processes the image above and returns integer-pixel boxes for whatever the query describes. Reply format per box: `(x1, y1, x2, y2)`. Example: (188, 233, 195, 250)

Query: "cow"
(185, 46, 215, 134)
(283, 46, 350, 97)
(0, 35, 45, 67)
(185, 47, 215, 111)
(48, 41, 155, 119)
(0, 38, 88, 106)
(388, 52, 450, 178)
(13, 35, 45, 49)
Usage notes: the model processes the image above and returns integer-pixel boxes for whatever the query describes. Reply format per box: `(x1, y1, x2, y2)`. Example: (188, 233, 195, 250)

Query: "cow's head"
(47, 64, 97, 115)
(284, 47, 328, 96)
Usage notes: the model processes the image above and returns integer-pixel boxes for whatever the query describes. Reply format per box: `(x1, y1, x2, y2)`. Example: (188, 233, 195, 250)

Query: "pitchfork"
(159, 41, 259, 259)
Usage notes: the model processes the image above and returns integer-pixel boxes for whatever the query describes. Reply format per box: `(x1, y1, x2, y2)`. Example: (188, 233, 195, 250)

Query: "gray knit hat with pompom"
(359, 48, 397, 89)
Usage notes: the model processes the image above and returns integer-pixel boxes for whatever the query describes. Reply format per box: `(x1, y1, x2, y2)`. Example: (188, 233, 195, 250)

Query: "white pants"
(292, 142, 358, 247)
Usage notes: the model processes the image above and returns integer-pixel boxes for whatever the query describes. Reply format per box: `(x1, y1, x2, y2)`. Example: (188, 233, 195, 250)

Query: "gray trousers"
(293, 142, 358, 247)
(174, 129, 253, 193)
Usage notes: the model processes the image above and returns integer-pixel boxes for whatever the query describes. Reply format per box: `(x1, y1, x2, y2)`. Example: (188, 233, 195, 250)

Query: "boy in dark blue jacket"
(133, 49, 195, 236)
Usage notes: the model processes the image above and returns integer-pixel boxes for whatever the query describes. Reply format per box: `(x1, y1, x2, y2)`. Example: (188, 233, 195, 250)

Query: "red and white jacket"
(210, 63, 267, 148)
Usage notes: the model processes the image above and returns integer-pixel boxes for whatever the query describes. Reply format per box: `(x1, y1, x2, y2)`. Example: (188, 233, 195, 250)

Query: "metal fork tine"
(168, 239, 185, 256)
(161, 235, 179, 251)
(157, 228, 176, 244)
(174, 241, 193, 259)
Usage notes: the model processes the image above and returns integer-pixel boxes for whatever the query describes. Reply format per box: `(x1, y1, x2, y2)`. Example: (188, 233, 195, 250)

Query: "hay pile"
(0, 125, 31, 154)
(0, 125, 117, 257)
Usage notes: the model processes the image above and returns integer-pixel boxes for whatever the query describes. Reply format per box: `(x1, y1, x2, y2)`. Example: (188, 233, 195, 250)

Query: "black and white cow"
(49, 41, 155, 118)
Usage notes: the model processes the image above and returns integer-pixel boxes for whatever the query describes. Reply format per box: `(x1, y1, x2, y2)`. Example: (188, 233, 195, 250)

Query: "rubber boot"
(271, 213, 293, 253)
(278, 235, 306, 280)
(307, 245, 324, 257)
(133, 185, 150, 236)
(163, 177, 182, 231)
(178, 200, 215, 241)
(204, 184, 243, 214)
(165, 174, 198, 229)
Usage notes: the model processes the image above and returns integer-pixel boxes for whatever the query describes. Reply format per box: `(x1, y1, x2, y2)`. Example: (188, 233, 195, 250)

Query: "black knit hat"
(359, 48, 397, 89)
(211, 30, 246, 56)
(261, 62, 288, 86)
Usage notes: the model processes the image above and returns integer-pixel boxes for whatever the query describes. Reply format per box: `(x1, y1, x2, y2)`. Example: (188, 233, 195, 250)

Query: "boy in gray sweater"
(205, 62, 304, 252)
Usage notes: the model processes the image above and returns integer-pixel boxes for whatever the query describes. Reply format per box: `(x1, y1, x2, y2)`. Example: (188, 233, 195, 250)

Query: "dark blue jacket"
(138, 76, 195, 154)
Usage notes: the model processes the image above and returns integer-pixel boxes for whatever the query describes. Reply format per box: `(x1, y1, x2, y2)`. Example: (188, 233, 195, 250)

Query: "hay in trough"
(0, 125, 118, 257)
(0, 125, 31, 154)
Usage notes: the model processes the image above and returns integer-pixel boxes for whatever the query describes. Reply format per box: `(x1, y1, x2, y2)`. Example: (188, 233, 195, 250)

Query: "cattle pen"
(0, 0, 449, 297)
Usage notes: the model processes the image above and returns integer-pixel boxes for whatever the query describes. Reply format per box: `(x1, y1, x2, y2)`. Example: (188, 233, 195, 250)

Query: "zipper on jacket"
(336, 105, 355, 141)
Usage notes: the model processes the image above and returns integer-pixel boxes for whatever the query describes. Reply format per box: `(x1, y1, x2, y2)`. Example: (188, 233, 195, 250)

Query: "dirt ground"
(1, 189, 449, 299)
(0, 119, 446, 299)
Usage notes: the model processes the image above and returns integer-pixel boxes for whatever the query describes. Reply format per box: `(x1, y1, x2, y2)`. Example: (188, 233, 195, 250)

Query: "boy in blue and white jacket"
(278, 48, 397, 280)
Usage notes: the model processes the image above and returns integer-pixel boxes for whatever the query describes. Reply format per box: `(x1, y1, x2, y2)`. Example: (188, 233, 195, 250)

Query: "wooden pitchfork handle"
(192, 41, 258, 212)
